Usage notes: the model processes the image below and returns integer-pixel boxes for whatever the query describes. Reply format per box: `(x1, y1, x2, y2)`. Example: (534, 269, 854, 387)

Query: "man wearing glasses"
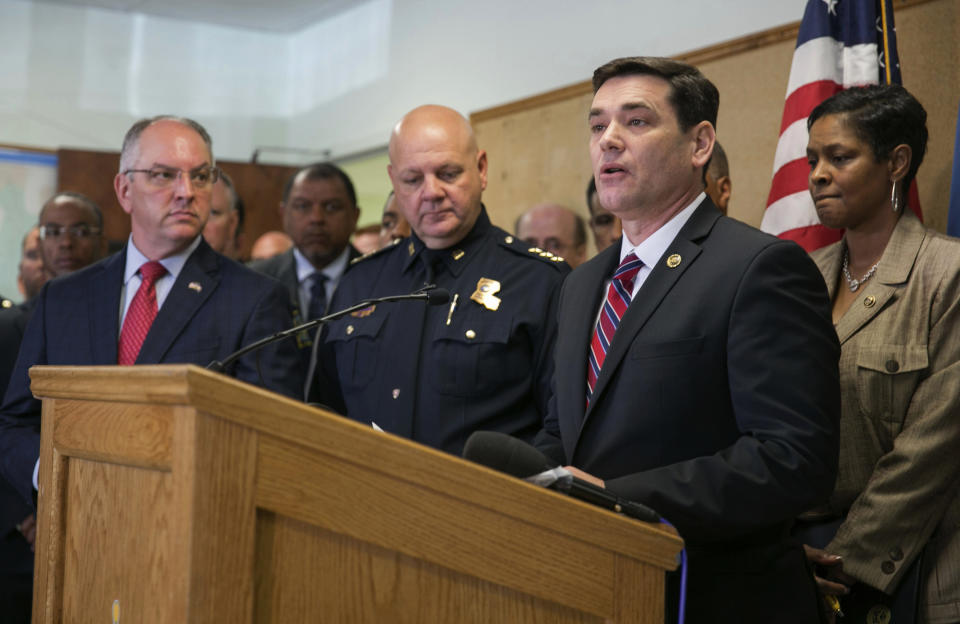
(0, 116, 303, 522)
(0, 191, 104, 624)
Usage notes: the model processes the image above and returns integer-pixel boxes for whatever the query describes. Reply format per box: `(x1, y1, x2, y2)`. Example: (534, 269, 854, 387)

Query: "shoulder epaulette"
(350, 237, 401, 266)
(496, 234, 569, 269)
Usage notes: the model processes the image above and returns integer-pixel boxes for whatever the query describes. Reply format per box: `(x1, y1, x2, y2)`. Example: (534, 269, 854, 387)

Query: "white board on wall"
(0, 148, 57, 304)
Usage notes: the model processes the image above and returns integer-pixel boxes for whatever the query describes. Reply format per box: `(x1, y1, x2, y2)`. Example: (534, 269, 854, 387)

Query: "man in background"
(0, 192, 101, 623)
(312, 105, 568, 456)
(352, 224, 381, 255)
(704, 140, 732, 215)
(586, 178, 622, 253)
(203, 171, 244, 259)
(515, 202, 587, 268)
(249, 231, 292, 261)
(250, 163, 360, 323)
(16, 227, 48, 302)
(378, 190, 411, 248)
(1, 192, 106, 399)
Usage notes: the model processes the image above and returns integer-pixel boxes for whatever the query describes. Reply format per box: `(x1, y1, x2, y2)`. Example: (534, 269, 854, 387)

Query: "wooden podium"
(30, 365, 682, 623)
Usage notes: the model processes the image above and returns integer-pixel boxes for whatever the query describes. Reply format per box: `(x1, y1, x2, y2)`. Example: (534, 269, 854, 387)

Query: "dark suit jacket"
(248, 245, 361, 318)
(0, 240, 303, 507)
(537, 199, 840, 623)
(0, 301, 36, 577)
(0, 300, 35, 402)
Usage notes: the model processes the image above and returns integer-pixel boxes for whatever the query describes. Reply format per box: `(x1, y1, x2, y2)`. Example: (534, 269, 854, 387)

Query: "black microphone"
(463, 431, 660, 523)
(207, 285, 450, 373)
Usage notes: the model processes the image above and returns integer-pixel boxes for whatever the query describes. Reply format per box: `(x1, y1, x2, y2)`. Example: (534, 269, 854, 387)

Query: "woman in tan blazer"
(800, 84, 960, 623)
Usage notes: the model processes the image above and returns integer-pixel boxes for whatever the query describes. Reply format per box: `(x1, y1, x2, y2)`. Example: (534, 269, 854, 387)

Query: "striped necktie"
(307, 272, 327, 319)
(118, 261, 167, 365)
(586, 253, 642, 404)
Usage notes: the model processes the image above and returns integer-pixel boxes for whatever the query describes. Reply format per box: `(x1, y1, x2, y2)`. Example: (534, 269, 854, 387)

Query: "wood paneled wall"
(472, 0, 959, 245)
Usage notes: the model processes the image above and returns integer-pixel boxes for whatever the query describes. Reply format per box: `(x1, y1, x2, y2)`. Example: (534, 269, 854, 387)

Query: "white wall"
(0, 0, 805, 161)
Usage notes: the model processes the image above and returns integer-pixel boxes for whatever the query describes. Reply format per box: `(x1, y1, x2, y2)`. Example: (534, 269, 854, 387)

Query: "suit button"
(885, 359, 899, 372)
(889, 547, 903, 561)
(881, 560, 896, 574)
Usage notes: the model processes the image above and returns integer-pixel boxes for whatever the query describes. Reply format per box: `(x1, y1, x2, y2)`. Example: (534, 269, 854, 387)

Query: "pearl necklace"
(841, 249, 880, 292)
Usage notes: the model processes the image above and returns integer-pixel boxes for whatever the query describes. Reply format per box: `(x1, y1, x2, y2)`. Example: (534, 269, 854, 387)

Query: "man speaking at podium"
(535, 57, 840, 623)
(0, 116, 302, 512)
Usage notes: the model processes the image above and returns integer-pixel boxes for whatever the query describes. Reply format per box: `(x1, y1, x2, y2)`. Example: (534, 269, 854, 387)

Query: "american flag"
(761, 0, 915, 252)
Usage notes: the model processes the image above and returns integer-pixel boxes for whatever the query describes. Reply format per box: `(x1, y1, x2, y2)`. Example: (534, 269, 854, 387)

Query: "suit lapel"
(277, 249, 299, 305)
(558, 246, 618, 458)
(580, 204, 716, 430)
(834, 213, 924, 345)
(136, 242, 219, 364)
(89, 252, 125, 364)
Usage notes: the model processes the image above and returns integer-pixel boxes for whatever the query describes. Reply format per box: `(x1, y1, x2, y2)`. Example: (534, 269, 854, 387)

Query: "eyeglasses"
(38, 224, 102, 240)
(123, 166, 220, 190)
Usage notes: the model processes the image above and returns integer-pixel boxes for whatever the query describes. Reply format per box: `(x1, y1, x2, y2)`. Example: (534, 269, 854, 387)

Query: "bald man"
(310, 105, 569, 455)
(249, 230, 293, 261)
(515, 203, 587, 268)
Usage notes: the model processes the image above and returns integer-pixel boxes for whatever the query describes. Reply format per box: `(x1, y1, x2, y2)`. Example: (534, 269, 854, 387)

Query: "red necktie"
(587, 253, 642, 404)
(118, 261, 167, 365)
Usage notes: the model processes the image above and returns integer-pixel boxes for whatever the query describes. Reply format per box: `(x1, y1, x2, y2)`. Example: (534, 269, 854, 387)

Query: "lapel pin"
(666, 254, 682, 268)
(863, 295, 876, 308)
(470, 278, 501, 311)
(188, 282, 202, 292)
(452, 249, 465, 261)
(408, 241, 415, 256)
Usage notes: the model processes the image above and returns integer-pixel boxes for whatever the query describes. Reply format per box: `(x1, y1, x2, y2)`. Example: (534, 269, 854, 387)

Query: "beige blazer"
(811, 211, 960, 624)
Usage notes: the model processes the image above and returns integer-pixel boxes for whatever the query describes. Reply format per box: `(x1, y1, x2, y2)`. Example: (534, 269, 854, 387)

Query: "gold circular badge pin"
(864, 295, 876, 308)
(666, 254, 681, 268)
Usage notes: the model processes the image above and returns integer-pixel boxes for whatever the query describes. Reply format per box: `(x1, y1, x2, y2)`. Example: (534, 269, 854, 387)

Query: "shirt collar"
(124, 235, 202, 285)
(294, 245, 351, 283)
(619, 192, 704, 268)
(402, 206, 492, 277)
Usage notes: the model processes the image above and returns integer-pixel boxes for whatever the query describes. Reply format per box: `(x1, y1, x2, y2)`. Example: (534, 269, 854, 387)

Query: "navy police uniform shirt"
(311, 207, 569, 455)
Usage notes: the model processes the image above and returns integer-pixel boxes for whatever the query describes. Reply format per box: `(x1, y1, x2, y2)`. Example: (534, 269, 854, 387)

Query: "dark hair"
(707, 140, 729, 178)
(282, 162, 357, 207)
(572, 211, 587, 247)
(120, 115, 213, 172)
(808, 84, 927, 198)
(217, 170, 245, 234)
(40, 191, 104, 229)
(592, 57, 719, 132)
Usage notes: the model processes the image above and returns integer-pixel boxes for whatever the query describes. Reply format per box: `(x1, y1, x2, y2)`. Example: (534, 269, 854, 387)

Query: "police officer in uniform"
(310, 105, 569, 455)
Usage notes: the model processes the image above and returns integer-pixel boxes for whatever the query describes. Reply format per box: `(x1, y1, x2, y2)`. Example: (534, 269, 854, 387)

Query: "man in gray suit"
(250, 163, 361, 340)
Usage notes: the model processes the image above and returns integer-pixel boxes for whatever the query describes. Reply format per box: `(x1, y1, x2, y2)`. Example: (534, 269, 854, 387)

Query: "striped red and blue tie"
(587, 253, 642, 404)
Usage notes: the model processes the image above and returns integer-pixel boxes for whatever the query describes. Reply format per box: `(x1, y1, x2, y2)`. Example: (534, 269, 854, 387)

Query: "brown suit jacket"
(811, 211, 960, 623)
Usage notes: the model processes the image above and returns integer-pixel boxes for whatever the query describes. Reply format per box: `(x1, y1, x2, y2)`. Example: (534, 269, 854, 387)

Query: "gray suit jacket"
(812, 211, 960, 623)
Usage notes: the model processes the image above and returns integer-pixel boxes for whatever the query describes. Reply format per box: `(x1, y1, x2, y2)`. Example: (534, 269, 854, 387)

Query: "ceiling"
(30, 0, 366, 33)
